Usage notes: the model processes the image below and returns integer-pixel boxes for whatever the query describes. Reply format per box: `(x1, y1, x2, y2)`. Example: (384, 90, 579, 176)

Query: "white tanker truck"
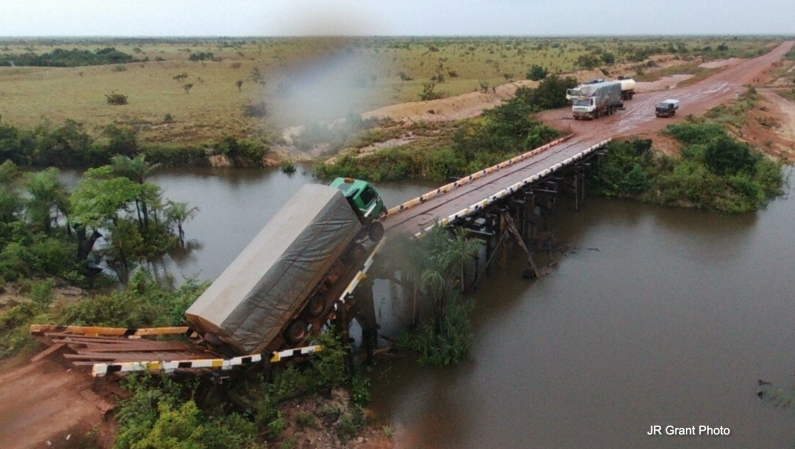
(566, 76, 635, 102)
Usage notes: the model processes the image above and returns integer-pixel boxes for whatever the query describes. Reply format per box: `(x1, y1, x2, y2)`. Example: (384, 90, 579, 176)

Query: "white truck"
(566, 78, 604, 102)
(617, 76, 636, 100)
(571, 81, 623, 120)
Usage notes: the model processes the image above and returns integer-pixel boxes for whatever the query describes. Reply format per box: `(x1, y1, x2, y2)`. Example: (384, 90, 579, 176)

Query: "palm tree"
(164, 200, 199, 244)
(419, 225, 482, 320)
(110, 154, 161, 227)
(0, 161, 23, 224)
(25, 168, 69, 233)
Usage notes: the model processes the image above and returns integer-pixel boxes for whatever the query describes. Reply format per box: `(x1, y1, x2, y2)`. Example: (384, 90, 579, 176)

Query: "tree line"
(0, 121, 267, 168)
(0, 47, 137, 67)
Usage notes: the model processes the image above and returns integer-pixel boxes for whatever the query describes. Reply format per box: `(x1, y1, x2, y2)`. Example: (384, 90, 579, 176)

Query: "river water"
(130, 166, 795, 448)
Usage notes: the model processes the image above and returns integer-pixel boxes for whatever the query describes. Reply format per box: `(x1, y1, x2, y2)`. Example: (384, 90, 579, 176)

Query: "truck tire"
(286, 320, 308, 345)
(305, 295, 326, 318)
(368, 222, 384, 243)
(351, 243, 368, 265)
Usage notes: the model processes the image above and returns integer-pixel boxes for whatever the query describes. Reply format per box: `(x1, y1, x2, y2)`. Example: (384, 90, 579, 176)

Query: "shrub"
(280, 160, 296, 174)
(105, 92, 128, 105)
(590, 131, 783, 213)
(419, 81, 443, 101)
(526, 64, 548, 81)
(295, 412, 316, 428)
(188, 51, 215, 62)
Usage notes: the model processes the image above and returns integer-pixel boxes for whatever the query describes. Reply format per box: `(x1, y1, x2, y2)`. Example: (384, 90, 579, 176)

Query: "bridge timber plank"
(383, 136, 595, 236)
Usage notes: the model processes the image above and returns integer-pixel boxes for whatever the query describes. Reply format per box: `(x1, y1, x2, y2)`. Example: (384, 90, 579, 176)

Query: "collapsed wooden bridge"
(30, 135, 612, 376)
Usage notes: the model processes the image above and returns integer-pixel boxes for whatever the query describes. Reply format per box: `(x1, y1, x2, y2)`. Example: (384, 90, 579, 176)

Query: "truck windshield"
(573, 99, 590, 106)
(359, 187, 377, 207)
(657, 103, 669, 109)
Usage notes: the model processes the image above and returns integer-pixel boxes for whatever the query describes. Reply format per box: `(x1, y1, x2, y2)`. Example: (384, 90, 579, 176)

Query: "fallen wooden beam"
(30, 343, 65, 363)
(31, 325, 190, 337)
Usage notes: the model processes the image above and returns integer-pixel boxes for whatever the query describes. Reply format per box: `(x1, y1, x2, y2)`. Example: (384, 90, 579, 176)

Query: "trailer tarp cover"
(185, 184, 361, 354)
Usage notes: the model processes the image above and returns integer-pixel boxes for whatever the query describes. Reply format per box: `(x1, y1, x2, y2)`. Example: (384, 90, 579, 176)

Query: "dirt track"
(0, 41, 792, 449)
(539, 41, 794, 141)
(0, 359, 114, 449)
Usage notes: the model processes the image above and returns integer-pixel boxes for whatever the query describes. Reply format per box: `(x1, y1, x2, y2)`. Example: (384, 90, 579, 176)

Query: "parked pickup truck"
(185, 178, 386, 355)
(655, 99, 680, 118)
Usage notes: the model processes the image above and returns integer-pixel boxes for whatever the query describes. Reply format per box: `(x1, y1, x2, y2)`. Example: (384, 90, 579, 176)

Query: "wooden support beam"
(471, 230, 508, 290)
(353, 279, 378, 366)
(502, 212, 540, 278)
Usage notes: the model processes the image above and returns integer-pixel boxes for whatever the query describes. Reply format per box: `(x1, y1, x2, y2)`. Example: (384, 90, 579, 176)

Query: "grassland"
(0, 36, 782, 145)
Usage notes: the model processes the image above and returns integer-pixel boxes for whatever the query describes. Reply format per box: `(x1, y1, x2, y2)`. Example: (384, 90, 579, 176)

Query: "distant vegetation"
(0, 36, 779, 144)
(0, 47, 136, 67)
(0, 121, 267, 168)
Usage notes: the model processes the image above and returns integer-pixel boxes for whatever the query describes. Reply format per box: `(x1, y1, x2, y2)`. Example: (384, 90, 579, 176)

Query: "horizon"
(1, 1, 793, 37)
(0, 34, 793, 40)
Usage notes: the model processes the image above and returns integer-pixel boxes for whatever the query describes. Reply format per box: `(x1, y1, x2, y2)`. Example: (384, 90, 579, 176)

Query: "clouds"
(0, 0, 791, 36)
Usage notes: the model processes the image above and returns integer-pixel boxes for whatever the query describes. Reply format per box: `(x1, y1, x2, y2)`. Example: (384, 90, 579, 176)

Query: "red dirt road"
(540, 41, 794, 140)
(0, 359, 113, 449)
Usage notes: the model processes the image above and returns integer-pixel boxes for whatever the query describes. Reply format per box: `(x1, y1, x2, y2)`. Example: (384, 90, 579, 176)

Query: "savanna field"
(0, 36, 781, 144)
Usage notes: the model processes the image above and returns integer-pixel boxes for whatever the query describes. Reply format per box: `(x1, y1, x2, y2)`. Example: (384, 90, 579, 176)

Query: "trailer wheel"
(368, 222, 384, 243)
(286, 320, 308, 345)
(306, 295, 326, 318)
(351, 243, 368, 265)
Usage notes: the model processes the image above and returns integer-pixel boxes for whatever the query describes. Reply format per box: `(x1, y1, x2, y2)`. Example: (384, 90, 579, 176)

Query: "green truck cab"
(329, 177, 387, 243)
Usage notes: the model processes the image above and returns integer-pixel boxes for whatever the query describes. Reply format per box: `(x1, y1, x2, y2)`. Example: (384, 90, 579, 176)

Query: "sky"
(0, 0, 792, 37)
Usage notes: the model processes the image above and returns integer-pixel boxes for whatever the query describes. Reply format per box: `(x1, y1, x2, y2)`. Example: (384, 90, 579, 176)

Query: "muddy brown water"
(63, 166, 795, 448)
(369, 173, 795, 449)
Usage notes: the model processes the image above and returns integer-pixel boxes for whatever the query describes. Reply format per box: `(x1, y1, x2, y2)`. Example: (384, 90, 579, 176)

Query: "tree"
(575, 53, 601, 70)
(0, 160, 22, 224)
(601, 52, 616, 65)
(704, 135, 757, 176)
(235, 80, 243, 92)
(111, 154, 161, 227)
(111, 154, 160, 185)
(69, 166, 141, 261)
(25, 168, 69, 233)
(103, 125, 138, 158)
(526, 64, 548, 81)
(416, 226, 481, 319)
(182, 83, 193, 94)
(164, 200, 198, 244)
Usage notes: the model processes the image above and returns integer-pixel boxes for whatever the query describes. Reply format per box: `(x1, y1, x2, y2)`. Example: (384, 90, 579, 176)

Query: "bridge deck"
(383, 135, 598, 236)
